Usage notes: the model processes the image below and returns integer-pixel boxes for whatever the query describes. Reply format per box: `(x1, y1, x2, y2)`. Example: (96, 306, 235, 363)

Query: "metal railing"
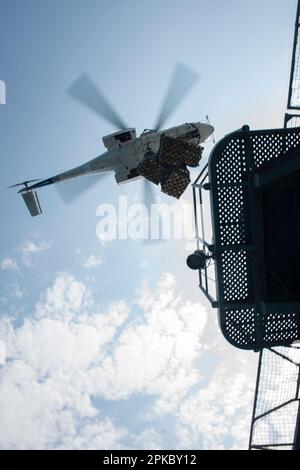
(192, 164, 218, 308)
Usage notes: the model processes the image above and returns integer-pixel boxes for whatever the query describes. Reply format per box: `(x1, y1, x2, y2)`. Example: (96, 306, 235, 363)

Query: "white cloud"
(0, 273, 130, 449)
(21, 241, 49, 266)
(9, 284, 25, 300)
(0, 272, 256, 449)
(0, 341, 5, 365)
(92, 274, 207, 408)
(1, 258, 18, 271)
(23, 241, 48, 254)
(131, 427, 163, 450)
(82, 254, 103, 269)
(175, 367, 254, 450)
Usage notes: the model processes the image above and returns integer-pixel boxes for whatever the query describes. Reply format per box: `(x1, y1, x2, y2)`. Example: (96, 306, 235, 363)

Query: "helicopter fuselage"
(101, 121, 213, 184)
(25, 121, 213, 189)
(16, 121, 213, 216)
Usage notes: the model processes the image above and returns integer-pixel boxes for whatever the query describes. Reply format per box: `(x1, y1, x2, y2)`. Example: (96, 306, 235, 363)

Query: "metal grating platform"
(193, 125, 300, 350)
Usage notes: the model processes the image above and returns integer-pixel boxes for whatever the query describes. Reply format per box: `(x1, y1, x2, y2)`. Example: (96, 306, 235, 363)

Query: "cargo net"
(249, 345, 300, 450)
(160, 166, 190, 199)
(137, 136, 203, 199)
(158, 135, 203, 168)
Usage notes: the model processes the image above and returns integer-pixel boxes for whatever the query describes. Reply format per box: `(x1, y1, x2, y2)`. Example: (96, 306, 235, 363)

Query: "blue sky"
(0, 0, 297, 450)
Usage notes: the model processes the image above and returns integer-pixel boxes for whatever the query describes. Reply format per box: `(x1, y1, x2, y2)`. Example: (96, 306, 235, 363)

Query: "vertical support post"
(293, 403, 300, 450)
(293, 364, 300, 450)
(248, 348, 263, 449)
(192, 186, 200, 251)
(287, 0, 300, 110)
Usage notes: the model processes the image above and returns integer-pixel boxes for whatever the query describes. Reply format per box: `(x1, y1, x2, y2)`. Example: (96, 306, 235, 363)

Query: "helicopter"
(10, 64, 214, 217)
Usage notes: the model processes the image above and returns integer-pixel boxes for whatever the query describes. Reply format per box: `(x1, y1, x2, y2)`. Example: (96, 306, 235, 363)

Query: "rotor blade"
(56, 172, 110, 204)
(68, 73, 128, 130)
(143, 178, 157, 210)
(7, 179, 41, 189)
(153, 63, 200, 130)
(142, 179, 164, 244)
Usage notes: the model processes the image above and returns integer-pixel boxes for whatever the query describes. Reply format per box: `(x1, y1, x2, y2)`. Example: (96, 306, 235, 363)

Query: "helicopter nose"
(195, 122, 214, 142)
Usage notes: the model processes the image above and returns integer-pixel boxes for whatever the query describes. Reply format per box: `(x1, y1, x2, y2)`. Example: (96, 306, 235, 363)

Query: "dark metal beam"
(260, 301, 300, 314)
(254, 147, 300, 187)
